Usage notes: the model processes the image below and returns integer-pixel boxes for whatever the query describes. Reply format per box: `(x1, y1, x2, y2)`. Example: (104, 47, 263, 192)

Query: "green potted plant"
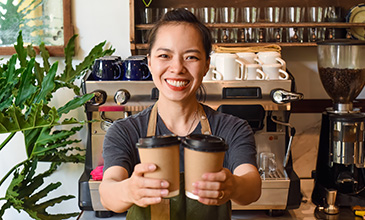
(0, 32, 114, 219)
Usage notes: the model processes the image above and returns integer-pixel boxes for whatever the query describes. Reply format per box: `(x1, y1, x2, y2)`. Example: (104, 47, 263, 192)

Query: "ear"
(147, 54, 151, 68)
(203, 57, 211, 77)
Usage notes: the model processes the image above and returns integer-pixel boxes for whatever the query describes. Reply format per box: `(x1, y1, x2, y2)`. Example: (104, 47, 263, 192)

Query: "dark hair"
(148, 8, 212, 60)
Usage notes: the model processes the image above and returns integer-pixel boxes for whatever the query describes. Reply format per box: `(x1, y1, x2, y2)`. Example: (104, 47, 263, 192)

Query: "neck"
(157, 99, 200, 136)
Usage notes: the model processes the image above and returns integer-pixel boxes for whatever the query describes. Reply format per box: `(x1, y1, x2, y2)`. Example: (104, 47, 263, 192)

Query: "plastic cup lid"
(136, 135, 180, 148)
(182, 134, 228, 152)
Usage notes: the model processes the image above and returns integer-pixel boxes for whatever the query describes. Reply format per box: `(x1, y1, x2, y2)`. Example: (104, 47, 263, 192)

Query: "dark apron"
(126, 103, 231, 220)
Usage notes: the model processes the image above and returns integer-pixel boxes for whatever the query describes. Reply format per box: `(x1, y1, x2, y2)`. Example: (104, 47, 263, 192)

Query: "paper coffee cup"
(137, 135, 180, 198)
(183, 134, 228, 200)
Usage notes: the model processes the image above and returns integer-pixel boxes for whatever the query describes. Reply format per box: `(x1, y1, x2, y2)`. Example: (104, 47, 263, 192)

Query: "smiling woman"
(0, 0, 72, 56)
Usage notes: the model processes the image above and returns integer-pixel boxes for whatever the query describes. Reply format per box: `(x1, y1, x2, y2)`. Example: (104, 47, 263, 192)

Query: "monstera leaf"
(0, 160, 79, 220)
(0, 31, 114, 219)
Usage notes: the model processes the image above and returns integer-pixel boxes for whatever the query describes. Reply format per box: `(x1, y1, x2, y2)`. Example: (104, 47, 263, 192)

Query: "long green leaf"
(57, 93, 94, 116)
(0, 55, 19, 111)
(2, 160, 78, 219)
(0, 103, 60, 134)
(62, 35, 77, 83)
(15, 58, 38, 107)
(14, 32, 27, 67)
(33, 62, 57, 104)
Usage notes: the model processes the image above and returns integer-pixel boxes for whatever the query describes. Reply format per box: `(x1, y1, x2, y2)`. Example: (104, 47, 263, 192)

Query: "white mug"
(255, 51, 286, 71)
(209, 53, 218, 66)
(257, 64, 289, 80)
(213, 53, 245, 80)
(244, 64, 266, 80)
(203, 65, 223, 81)
(236, 52, 258, 64)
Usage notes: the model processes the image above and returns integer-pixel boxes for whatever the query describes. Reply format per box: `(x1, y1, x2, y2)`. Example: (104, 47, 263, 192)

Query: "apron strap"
(147, 102, 158, 136)
(198, 103, 211, 135)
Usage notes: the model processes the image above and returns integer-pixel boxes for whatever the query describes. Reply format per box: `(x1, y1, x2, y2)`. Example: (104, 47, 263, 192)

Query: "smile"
(166, 79, 189, 87)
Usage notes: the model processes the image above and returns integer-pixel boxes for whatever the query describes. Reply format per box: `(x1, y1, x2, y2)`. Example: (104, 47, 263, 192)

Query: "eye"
(157, 54, 169, 59)
(186, 55, 199, 61)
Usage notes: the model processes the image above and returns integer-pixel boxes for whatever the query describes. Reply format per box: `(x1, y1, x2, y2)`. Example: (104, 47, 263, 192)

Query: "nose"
(169, 57, 185, 74)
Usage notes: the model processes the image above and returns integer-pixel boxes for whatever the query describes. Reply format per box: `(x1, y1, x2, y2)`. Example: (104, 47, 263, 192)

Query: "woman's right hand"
(125, 163, 170, 207)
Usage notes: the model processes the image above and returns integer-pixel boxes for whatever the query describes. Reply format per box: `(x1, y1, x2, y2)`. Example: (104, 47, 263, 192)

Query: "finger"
(202, 170, 227, 182)
(133, 163, 157, 176)
(193, 189, 220, 199)
(137, 176, 169, 189)
(198, 197, 220, 206)
(137, 188, 169, 198)
(193, 180, 221, 191)
(135, 197, 162, 207)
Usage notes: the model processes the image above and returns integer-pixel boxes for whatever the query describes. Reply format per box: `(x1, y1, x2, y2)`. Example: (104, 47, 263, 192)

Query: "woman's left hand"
(191, 168, 235, 205)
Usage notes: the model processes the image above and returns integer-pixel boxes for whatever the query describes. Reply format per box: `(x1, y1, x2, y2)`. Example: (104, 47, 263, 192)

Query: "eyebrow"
(155, 48, 202, 54)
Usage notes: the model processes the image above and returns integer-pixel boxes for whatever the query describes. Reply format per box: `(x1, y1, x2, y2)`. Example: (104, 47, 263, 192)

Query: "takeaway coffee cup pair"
(136, 134, 228, 199)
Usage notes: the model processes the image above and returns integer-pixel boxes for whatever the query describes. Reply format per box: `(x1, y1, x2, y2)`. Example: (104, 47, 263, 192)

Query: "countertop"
(77, 179, 363, 220)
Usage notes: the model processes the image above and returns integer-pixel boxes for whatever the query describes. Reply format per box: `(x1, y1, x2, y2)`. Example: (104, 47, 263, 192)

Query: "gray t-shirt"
(103, 104, 257, 176)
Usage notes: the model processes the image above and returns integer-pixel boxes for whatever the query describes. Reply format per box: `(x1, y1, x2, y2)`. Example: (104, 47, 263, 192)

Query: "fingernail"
(161, 189, 169, 196)
(149, 164, 155, 170)
(192, 182, 197, 187)
(161, 181, 168, 187)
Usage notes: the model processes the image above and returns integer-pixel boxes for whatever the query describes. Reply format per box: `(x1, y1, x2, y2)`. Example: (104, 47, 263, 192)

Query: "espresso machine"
(79, 70, 304, 217)
(312, 40, 365, 211)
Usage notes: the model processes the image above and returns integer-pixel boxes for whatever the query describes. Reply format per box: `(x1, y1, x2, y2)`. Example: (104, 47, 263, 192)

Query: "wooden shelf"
(135, 42, 318, 50)
(130, 0, 365, 55)
(136, 22, 365, 30)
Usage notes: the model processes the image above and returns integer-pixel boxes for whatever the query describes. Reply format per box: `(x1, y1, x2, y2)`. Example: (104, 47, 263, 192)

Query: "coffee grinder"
(312, 40, 365, 210)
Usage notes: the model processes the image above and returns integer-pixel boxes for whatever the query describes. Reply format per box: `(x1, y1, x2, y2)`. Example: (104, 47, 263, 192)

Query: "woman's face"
(148, 23, 210, 103)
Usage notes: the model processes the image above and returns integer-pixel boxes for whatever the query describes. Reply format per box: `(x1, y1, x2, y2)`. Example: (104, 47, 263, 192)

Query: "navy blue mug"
(92, 57, 123, 81)
(122, 57, 151, 81)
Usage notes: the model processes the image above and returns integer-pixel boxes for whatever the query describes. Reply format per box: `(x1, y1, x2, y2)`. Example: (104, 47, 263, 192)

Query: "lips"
(165, 79, 190, 91)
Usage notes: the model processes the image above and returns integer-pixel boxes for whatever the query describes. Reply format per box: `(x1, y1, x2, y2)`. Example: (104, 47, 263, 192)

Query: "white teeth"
(166, 79, 188, 87)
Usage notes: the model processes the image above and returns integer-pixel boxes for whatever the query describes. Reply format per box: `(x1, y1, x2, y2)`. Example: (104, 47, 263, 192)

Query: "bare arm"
(99, 164, 170, 213)
(191, 164, 261, 206)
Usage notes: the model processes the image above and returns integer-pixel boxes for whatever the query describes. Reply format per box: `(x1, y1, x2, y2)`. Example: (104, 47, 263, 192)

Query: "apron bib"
(126, 103, 231, 220)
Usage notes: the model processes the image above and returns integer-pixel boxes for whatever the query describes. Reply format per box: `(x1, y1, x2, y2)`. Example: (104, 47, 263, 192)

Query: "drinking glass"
(307, 7, 328, 42)
(238, 7, 260, 43)
(200, 7, 219, 43)
(218, 7, 236, 43)
(285, 7, 305, 43)
(325, 6, 346, 40)
(140, 8, 158, 24)
(263, 7, 284, 42)
(259, 152, 277, 179)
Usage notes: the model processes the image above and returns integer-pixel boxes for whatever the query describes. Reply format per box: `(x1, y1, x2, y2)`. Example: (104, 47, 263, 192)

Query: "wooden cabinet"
(130, 0, 365, 55)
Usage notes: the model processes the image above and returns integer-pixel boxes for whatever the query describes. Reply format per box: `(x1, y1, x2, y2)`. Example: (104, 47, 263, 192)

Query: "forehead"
(152, 23, 204, 51)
